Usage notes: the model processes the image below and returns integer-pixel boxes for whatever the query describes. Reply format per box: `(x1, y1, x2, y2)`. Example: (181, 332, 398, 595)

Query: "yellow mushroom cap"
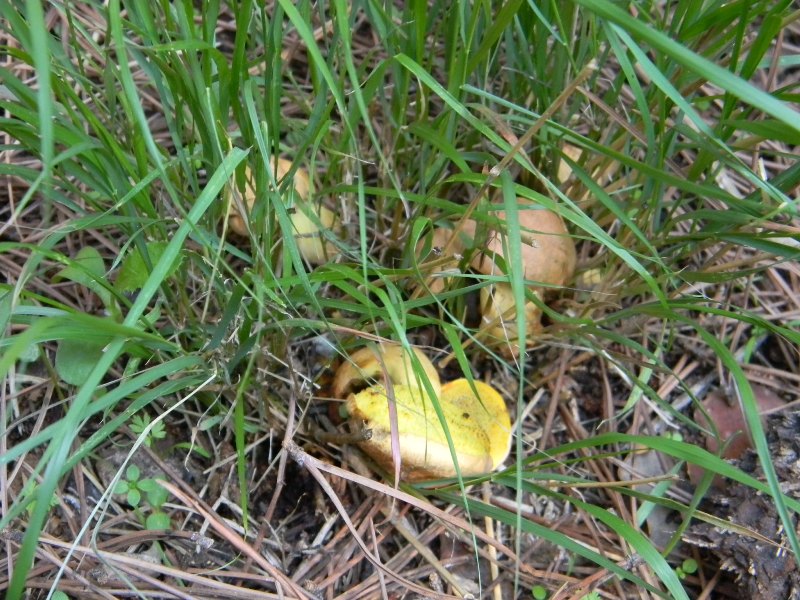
(557, 143, 584, 184)
(345, 378, 511, 481)
(438, 379, 512, 470)
(272, 157, 310, 198)
(290, 203, 337, 265)
(226, 164, 258, 237)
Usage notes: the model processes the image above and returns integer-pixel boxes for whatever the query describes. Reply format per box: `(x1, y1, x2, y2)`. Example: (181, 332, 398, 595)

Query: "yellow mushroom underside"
(346, 379, 511, 480)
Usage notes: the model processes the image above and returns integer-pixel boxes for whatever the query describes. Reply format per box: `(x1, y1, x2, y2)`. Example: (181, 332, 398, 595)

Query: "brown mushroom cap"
(470, 203, 576, 287)
(468, 203, 576, 356)
(413, 226, 471, 294)
(416, 204, 575, 287)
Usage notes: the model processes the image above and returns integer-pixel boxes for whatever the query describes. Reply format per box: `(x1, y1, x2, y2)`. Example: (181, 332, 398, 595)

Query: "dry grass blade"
(155, 480, 311, 599)
(15, 533, 286, 599)
(283, 440, 460, 598)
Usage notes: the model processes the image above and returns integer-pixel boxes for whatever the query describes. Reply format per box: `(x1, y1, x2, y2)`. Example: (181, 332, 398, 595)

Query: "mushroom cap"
(272, 158, 338, 264)
(346, 378, 510, 481)
(418, 225, 474, 258)
(272, 157, 310, 199)
(291, 203, 337, 265)
(332, 343, 442, 400)
(226, 164, 258, 237)
(438, 378, 512, 470)
(225, 157, 338, 263)
(227, 157, 309, 236)
(413, 226, 470, 294)
(470, 203, 576, 288)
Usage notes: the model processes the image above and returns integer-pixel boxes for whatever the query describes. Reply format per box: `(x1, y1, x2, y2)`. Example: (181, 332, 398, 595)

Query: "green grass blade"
(576, 0, 800, 134)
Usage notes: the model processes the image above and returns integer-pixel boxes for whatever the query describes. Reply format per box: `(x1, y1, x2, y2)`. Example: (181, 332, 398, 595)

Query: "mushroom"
(225, 157, 338, 264)
(413, 226, 471, 294)
(412, 205, 575, 356)
(332, 344, 511, 481)
(226, 165, 255, 238)
(332, 343, 441, 399)
(556, 143, 584, 184)
(471, 204, 576, 356)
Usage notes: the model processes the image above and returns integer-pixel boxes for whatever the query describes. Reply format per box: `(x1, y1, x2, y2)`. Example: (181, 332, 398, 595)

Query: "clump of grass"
(1, 1, 799, 598)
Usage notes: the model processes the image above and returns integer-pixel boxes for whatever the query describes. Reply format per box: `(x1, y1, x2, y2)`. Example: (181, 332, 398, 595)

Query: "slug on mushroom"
(332, 343, 511, 481)
(225, 157, 338, 264)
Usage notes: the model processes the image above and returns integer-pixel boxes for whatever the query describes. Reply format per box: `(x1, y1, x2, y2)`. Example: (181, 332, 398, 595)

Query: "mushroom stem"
(479, 284, 542, 355)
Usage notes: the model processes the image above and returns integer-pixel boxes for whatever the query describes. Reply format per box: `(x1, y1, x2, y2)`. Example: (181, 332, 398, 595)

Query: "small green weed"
(113, 465, 171, 530)
(129, 413, 167, 448)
